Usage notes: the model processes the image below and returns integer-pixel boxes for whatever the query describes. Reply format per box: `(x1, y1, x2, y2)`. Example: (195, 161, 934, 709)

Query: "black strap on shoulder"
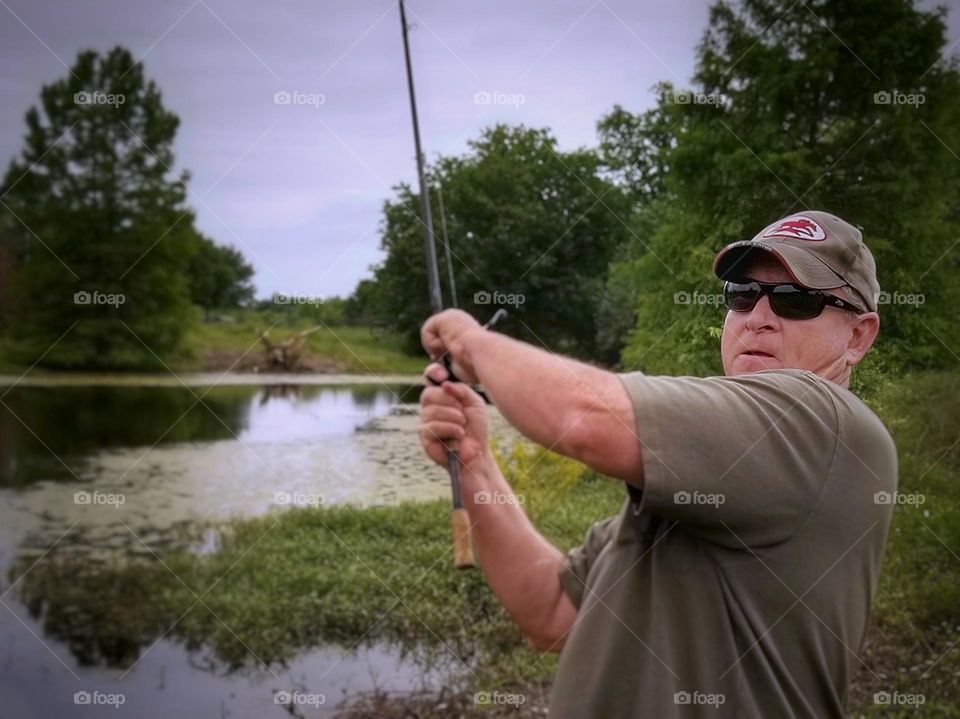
(626, 482, 644, 516)
(626, 482, 646, 544)
(625, 482, 665, 545)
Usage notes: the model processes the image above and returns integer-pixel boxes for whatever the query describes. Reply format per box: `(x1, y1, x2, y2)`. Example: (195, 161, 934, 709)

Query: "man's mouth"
(742, 350, 774, 358)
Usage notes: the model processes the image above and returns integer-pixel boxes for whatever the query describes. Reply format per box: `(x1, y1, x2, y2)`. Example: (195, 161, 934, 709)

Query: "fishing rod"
(397, 0, 473, 568)
(436, 182, 458, 308)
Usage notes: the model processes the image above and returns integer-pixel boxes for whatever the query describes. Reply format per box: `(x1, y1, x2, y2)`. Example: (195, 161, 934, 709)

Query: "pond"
(0, 375, 468, 718)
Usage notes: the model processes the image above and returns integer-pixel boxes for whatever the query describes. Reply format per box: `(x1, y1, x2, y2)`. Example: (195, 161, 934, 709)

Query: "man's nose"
(744, 294, 779, 331)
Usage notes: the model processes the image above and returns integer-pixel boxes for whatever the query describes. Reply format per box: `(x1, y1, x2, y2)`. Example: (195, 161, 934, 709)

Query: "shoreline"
(0, 371, 425, 388)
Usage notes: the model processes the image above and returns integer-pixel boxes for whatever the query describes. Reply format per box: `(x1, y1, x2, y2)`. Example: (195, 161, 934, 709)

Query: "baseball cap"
(712, 210, 880, 312)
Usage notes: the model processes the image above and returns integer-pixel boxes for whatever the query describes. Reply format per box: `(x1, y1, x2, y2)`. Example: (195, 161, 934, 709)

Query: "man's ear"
(845, 312, 880, 367)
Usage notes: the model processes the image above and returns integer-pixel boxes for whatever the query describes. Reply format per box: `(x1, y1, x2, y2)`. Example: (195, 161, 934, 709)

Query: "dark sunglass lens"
(770, 286, 824, 319)
(724, 282, 760, 312)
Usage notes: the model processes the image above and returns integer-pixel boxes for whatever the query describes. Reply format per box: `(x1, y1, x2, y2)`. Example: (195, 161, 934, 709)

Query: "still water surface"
(0, 376, 459, 718)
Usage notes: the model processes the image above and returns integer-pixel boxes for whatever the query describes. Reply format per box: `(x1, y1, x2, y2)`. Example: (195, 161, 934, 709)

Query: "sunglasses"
(723, 280, 866, 320)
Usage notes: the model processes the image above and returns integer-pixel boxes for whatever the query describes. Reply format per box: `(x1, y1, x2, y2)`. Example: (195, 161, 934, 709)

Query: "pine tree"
(2, 47, 200, 367)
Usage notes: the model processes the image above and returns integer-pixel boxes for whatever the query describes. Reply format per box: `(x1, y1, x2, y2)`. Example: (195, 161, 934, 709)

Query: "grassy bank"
(0, 311, 426, 376)
(8, 372, 959, 716)
(173, 312, 426, 374)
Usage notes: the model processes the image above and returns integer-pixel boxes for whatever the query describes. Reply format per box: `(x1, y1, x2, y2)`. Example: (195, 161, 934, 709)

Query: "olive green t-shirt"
(549, 369, 897, 718)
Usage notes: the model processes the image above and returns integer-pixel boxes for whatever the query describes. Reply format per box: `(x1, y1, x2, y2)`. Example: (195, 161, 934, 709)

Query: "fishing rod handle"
(448, 449, 475, 568)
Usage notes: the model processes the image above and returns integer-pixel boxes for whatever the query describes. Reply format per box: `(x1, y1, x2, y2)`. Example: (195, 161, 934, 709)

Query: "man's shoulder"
(620, 368, 895, 451)
(749, 369, 894, 437)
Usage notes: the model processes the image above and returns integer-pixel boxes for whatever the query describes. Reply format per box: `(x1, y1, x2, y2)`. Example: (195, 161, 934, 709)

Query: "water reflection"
(6, 529, 476, 676)
(0, 383, 422, 487)
(0, 596, 453, 719)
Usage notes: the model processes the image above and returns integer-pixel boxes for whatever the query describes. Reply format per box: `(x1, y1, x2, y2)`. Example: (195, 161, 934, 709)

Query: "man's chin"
(731, 354, 782, 374)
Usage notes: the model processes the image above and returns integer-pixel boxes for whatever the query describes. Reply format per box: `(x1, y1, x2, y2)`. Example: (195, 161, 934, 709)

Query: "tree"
(0, 46, 233, 367)
(354, 124, 632, 357)
(598, 0, 960, 378)
(185, 235, 255, 319)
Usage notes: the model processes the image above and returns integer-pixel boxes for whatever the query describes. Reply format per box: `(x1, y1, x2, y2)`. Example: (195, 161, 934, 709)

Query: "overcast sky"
(2, 1, 957, 300)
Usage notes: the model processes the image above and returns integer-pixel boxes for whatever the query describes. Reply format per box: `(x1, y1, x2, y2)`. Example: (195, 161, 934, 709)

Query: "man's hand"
(420, 309, 483, 385)
(419, 362, 490, 469)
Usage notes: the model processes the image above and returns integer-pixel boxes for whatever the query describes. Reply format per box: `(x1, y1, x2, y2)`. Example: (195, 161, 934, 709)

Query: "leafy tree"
(344, 278, 384, 327)
(355, 124, 632, 356)
(0, 212, 14, 330)
(185, 235, 255, 319)
(0, 46, 250, 368)
(598, 0, 960, 377)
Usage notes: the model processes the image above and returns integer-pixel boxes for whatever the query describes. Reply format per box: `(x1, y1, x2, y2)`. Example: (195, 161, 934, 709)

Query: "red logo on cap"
(761, 215, 826, 241)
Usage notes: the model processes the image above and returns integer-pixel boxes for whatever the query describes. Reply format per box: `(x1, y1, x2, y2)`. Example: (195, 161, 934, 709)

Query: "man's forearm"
(461, 329, 627, 463)
(460, 449, 576, 649)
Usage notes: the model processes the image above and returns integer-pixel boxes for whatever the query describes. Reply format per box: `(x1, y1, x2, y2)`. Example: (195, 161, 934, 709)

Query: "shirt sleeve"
(559, 513, 619, 609)
(618, 369, 840, 548)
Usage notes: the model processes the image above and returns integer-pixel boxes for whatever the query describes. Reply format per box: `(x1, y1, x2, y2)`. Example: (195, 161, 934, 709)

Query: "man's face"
(720, 253, 877, 383)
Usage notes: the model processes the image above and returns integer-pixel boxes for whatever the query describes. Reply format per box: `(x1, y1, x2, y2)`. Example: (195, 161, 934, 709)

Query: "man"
(418, 210, 897, 717)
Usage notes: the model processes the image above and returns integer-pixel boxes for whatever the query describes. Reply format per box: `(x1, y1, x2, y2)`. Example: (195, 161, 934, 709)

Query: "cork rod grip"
(451, 507, 475, 568)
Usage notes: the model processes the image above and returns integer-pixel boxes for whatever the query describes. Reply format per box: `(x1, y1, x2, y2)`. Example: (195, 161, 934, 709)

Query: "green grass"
(0, 311, 426, 375)
(171, 310, 426, 374)
(847, 371, 960, 716)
